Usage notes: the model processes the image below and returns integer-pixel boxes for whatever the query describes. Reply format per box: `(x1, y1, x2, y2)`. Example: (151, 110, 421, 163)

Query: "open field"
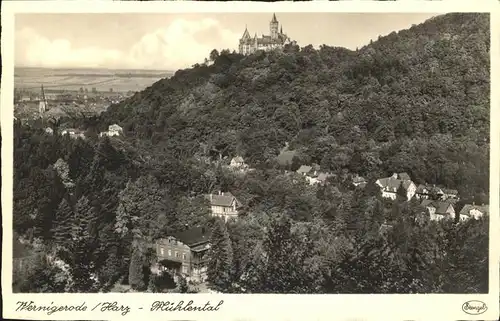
(15, 67, 174, 93)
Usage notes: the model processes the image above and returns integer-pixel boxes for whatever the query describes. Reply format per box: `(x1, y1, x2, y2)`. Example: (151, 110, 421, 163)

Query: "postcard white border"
(2, 1, 500, 320)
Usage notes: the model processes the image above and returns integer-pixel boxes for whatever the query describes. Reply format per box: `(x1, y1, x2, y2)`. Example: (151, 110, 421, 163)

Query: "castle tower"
(239, 25, 252, 54)
(270, 13, 279, 40)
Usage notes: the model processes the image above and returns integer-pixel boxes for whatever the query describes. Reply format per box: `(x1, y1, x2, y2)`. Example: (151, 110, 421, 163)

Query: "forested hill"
(100, 13, 489, 199)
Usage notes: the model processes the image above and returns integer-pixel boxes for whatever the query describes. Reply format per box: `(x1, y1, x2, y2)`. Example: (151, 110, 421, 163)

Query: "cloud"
(15, 18, 241, 70)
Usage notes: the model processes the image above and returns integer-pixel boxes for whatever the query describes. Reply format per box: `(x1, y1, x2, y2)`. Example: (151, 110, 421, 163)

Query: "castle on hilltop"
(238, 13, 295, 55)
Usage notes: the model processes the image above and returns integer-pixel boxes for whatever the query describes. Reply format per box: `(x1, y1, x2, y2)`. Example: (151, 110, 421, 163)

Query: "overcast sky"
(15, 12, 441, 70)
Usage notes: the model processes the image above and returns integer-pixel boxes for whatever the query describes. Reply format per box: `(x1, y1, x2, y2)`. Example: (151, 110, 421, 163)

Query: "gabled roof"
(421, 200, 454, 214)
(459, 204, 489, 216)
(296, 165, 312, 174)
(205, 192, 240, 207)
(173, 226, 211, 247)
(241, 26, 251, 40)
(377, 177, 403, 192)
(398, 172, 411, 181)
(231, 156, 244, 163)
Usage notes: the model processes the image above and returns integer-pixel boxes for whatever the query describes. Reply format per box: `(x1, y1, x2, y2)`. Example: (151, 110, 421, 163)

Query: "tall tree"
(207, 218, 233, 291)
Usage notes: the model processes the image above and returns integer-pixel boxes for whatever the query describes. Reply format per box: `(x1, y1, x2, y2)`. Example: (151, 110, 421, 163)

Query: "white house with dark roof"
(100, 124, 123, 137)
(229, 156, 249, 171)
(421, 199, 455, 221)
(459, 204, 488, 220)
(375, 173, 416, 200)
(205, 192, 241, 221)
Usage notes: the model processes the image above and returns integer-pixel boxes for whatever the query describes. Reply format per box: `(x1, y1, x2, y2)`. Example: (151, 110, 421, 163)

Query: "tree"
(53, 198, 73, 247)
(207, 218, 233, 291)
(210, 49, 220, 62)
(129, 248, 146, 291)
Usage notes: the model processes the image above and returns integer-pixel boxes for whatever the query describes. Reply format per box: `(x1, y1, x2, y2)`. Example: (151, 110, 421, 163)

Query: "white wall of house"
(469, 208, 485, 219)
(406, 183, 417, 200)
(210, 202, 238, 221)
(381, 191, 397, 200)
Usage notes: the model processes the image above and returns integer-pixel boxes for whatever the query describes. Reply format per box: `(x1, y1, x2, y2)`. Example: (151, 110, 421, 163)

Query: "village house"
(442, 188, 459, 201)
(295, 164, 331, 186)
(205, 191, 241, 221)
(99, 124, 123, 137)
(421, 199, 456, 221)
(153, 226, 211, 283)
(459, 203, 489, 220)
(61, 128, 85, 139)
(296, 165, 313, 176)
(229, 156, 249, 171)
(316, 172, 333, 186)
(375, 172, 416, 200)
(352, 175, 367, 188)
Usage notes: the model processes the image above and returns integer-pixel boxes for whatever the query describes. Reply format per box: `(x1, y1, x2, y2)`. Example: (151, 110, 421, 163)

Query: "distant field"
(15, 67, 174, 93)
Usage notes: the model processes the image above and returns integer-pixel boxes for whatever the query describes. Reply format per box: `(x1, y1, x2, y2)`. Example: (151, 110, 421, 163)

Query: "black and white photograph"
(2, 0, 499, 319)
(9, 10, 492, 295)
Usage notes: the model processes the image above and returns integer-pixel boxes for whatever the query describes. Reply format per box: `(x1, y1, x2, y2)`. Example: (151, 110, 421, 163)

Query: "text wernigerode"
(151, 300, 224, 312)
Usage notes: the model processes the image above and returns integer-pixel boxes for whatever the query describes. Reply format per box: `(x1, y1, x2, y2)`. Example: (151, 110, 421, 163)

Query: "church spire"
(280, 25, 283, 34)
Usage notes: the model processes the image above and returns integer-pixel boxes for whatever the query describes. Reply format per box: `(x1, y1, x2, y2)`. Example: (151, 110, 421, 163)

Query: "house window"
(168, 250, 172, 256)
(182, 266, 188, 274)
(175, 251, 179, 258)
(183, 253, 187, 260)
(160, 248, 164, 256)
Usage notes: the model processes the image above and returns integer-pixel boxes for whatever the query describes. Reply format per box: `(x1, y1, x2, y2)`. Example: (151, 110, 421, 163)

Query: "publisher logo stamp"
(462, 300, 487, 315)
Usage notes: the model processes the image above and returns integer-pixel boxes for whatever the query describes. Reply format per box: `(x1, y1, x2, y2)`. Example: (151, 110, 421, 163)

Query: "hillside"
(13, 13, 490, 294)
(101, 13, 489, 199)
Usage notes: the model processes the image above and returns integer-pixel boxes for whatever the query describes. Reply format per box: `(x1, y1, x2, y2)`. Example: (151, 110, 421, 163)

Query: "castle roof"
(271, 13, 278, 23)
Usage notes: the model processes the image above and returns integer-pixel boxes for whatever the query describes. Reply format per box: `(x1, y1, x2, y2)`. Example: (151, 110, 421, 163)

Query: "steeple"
(280, 25, 283, 34)
(271, 13, 278, 23)
(41, 84, 46, 101)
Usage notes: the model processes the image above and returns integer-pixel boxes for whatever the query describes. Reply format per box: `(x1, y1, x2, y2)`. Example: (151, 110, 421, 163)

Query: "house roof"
(459, 204, 489, 216)
(109, 124, 122, 131)
(296, 165, 312, 174)
(421, 200, 454, 214)
(442, 188, 458, 196)
(398, 172, 411, 181)
(173, 226, 211, 247)
(379, 223, 393, 234)
(231, 156, 244, 163)
(317, 173, 332, 182)
(377, 177, 403, 192)
(416, 184, 444, 195)
(205, 192, 240, 207)
(353, 176, 366, 183)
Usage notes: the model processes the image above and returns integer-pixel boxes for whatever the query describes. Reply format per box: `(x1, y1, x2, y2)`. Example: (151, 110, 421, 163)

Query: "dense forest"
(13, 13, 489, 294)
